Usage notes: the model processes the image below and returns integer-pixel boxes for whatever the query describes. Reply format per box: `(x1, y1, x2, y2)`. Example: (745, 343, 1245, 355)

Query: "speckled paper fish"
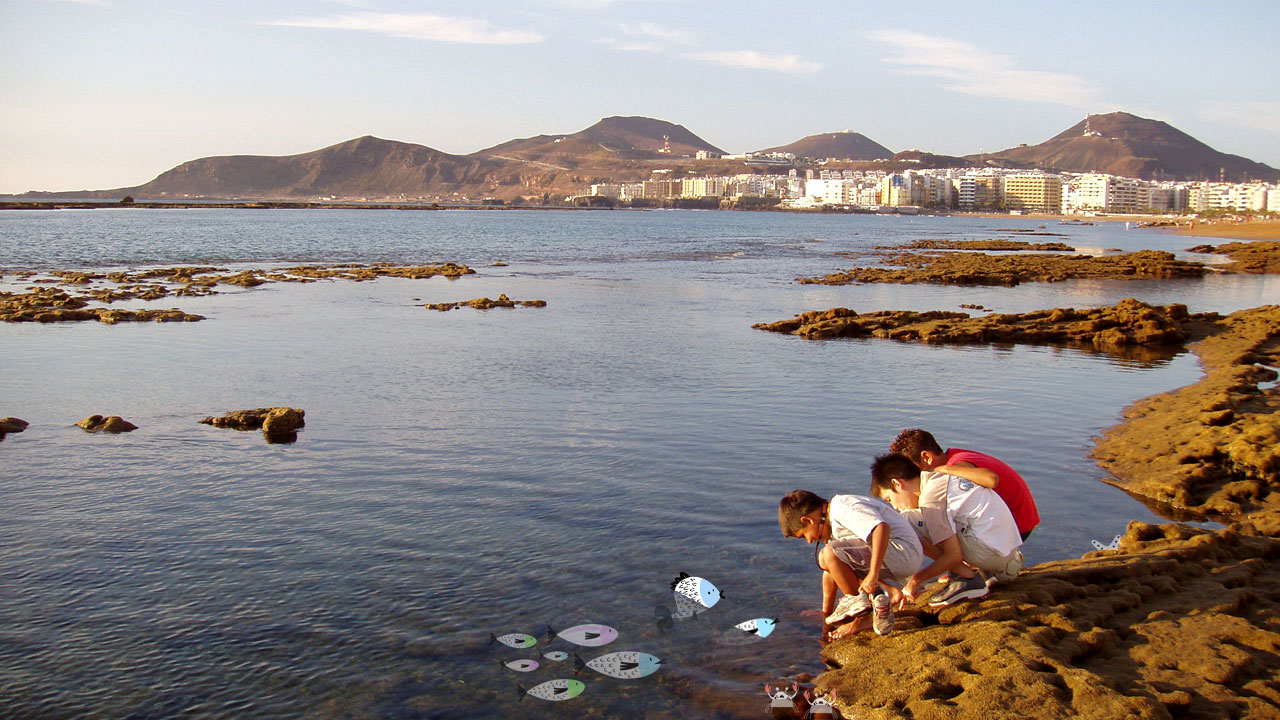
(733, 618, 777, 638)
(547, 623, 618, 647)
(490, 632, 537, 649)
(502, 658, 540, 673)
(519, 678, 585, 702)
(671, 572, 721, 619)
(574, 651, 663, 679)
(543, 651, 569, 661)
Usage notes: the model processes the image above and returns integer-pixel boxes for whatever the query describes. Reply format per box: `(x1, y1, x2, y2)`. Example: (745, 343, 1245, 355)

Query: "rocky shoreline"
(761, 298, 1280, 718)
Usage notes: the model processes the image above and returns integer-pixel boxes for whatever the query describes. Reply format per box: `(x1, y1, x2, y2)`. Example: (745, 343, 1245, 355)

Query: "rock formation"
(76, 415, 138, 433)
(1185, 240, 1280, 274)
(200, 407, 306, 443)
(0, 416, 28, 441)
(799, 250, 1206, 287)
(424, 294, 547, 311)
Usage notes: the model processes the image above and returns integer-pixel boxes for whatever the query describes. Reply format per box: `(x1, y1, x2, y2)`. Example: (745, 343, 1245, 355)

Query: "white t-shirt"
(828, 494, 918, 548)
(917, 471, 1022, 557)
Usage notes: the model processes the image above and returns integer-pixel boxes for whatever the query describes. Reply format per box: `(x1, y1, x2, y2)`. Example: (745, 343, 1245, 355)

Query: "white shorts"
(826, 536, 923, 584)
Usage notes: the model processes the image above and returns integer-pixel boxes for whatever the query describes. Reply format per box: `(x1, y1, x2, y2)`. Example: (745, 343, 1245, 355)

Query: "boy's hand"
(858, 574, 880, 597)
(902, 577, 921, 603)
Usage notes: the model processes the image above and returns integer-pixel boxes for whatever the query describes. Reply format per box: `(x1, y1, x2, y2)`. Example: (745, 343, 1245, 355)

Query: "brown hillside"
(475, 116, 723, 162)
(975, 112, 1280, 182)
(758, 131, 893, 161)
(126, 136, 507, 199)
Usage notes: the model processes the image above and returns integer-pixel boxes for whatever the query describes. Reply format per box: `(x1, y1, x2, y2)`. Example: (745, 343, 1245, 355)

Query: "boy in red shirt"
(890, 428, 1039, 540)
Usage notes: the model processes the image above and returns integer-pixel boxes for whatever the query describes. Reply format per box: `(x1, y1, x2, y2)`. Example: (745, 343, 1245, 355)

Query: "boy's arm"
(903, 533, 963, 601)
(858, 522, 889, 596)
(934, 461, 1000, 489)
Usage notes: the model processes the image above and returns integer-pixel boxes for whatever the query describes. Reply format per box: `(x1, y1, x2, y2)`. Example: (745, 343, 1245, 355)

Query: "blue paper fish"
(547, 623, 618, 647)
(519, 678, 586, 702)
(502, 658, 540, 673)
(490, 632, 537, 649)
(574, 651, 663, 679)
(671, 572, 721, 619)
(543, 651, 569, 661)
(734, 618, 777, 638)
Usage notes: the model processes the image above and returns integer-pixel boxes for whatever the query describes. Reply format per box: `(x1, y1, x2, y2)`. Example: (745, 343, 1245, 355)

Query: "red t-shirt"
(946, 448, 1039, 535)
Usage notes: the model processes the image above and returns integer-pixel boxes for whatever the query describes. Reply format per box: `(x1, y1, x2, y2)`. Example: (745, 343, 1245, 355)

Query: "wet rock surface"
(200, 407, 306, 443)
(76, 415, 138, 433)
(423, 293, 547, 311)
(1185, 240, 1280, 274)
(889, 239, 1076, 252)
(817, 522, 1280, 720)
(1092, 305, 1280, 530)
(809, 303, 1280, 719)
(1, 263, 474, 323)
(0, 416, 29, 441)
(799, 250, 1207, 287)
(754, 298, 1193, 354)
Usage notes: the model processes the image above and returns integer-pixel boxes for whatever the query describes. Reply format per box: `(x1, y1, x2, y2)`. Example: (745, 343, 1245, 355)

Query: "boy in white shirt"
(870, 453, 1023, 607)
(779, 489, 923, 636)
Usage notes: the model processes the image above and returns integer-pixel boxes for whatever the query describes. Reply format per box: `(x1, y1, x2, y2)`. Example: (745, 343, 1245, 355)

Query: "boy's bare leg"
(825, 613, 873, 641)
(818, 545, 865, 596)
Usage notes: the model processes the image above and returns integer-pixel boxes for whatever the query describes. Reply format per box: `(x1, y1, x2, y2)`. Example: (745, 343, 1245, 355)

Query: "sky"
(2, 0, 1279, 194)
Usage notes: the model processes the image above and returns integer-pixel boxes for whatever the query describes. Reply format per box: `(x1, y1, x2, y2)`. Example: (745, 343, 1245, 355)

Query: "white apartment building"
(681, 177, 726, 199)
(1065, 174, 1151, 213)
(952, 177, 976, 209)
(1270, 185, 1280, 213)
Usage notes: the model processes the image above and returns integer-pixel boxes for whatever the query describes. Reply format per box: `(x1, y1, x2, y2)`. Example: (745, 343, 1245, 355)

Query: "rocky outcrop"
(76, 415, 138, 433)
(799, 250, 1206, 287)
(753, 298, 1192, 352)
(200, 407, 306, 443)
(1092, 305, 1280, 530)
(0, 417, 28, 441)
(424, 294, 547, 311)
(892, 239, 1075, 252)
(1185, 240, 1280, 274)
(817, 522, 1280, 720)
(0, 288, 205, 323)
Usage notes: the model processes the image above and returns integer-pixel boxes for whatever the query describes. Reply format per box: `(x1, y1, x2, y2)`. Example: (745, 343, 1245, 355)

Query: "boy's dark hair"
(778, 490, 827, 538)
(890, 428, 944, 467)
(870, 453, 921, 496)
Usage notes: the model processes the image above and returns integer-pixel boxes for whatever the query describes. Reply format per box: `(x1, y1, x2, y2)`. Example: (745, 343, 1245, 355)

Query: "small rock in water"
(200, 407, 305, 444)
(77, 415, 138, 433)
(0, 417, 29, 433)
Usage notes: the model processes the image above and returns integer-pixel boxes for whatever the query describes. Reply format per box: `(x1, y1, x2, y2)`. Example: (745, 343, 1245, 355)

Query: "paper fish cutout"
(574, 651, 663, 679)
(1091, 535, 1122, 551)
(502, 658, 539, 673)
(733, 618, 777, 638)
(490, 632, 537, 649)
(543, 651, 569, 661)
(671, 572, 721, 619)
(547, 623, 618, 647)
(654, 604, 674, 632)
(519, 678, 585, 702)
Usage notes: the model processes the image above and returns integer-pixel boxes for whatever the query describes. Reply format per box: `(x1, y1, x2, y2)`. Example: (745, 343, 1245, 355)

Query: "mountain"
(476, 116, 724, 163)
(973, 112, 1280, 182)
(119, 135, 508, 199)
(757, 131, 893, 161)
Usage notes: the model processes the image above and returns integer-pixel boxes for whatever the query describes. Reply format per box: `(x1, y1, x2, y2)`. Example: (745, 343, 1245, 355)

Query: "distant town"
(582, 161, 1280, 215)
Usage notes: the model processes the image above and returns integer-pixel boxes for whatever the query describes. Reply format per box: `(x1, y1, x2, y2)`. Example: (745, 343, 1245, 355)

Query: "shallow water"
(1, 209, 1274, 719)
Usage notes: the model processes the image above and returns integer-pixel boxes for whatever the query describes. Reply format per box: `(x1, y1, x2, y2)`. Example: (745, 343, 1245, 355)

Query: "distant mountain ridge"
(974, 112, 1280, 183)
(757, 131, 893, 161)
(27, 112, 1280, 201)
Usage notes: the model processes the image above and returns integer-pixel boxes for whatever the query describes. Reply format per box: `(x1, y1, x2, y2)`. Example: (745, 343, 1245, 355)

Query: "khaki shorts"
(956, 521, 1022, 583)
(826, 536, 923, 584)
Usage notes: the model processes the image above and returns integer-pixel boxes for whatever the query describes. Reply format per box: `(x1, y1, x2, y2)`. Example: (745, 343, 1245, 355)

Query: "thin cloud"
(622, 22, 695, 44)
(597, 37, 665, 53)
(43, 0, 111, 6)
(265, 12, 543, 45)
(866, 29, 1100, 107)
(1200, 102, 1280, 135)
(683, 50, 822, 74)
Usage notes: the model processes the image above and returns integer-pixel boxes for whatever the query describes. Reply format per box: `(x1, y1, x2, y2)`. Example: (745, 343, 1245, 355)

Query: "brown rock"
(799, 250, 1206, 287)
(1191, 240, 1280, 274)
(817, 523, 1280, 720)
(201, 407, 305, 443)
(0, 417, 29, 433)
(424, 294, 547, 311)
(77, 415, 138, 433)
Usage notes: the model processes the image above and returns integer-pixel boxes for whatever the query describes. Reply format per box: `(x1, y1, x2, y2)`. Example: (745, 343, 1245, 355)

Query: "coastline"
(808, 303, 1280, 719)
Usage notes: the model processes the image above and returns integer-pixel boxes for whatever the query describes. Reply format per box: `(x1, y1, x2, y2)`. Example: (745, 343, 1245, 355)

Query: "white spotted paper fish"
(543, 651, 569, 661)
(490, 632, 537, 649)
(502, 658, 539, 673)
(574, 651, 663, 679)
(519, 678, 585, 702)
(733, 618, 777, 638)
(1091, 535, 1122, 551)
(671, 572, 721, 619)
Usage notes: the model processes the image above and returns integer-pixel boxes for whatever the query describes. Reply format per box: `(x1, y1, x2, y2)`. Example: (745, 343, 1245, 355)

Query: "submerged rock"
(200, 407, 306, 444)
(77, 415, 138, 433)
(424, 294, 547, 311)
(0, 417, 29, 433)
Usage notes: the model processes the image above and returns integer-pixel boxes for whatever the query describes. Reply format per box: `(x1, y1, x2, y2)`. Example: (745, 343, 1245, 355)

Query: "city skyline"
(2, 0, 1278, 195)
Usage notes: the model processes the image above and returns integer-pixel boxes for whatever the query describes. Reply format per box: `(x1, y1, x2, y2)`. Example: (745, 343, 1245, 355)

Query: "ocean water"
(1, 209, 1276, 719)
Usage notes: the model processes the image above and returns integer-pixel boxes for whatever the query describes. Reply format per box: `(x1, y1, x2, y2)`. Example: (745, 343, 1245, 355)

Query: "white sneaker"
(872, 592, 894, 635)
(825, 591, 871, 624)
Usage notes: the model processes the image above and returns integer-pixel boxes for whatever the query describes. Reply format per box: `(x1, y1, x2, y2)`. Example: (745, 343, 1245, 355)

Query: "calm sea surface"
(1, 209, 1276, 719)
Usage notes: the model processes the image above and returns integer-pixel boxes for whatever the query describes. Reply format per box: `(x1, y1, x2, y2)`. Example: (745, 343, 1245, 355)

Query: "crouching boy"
(870, 453, 1023, 607)
(779, 490, 923, 636)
